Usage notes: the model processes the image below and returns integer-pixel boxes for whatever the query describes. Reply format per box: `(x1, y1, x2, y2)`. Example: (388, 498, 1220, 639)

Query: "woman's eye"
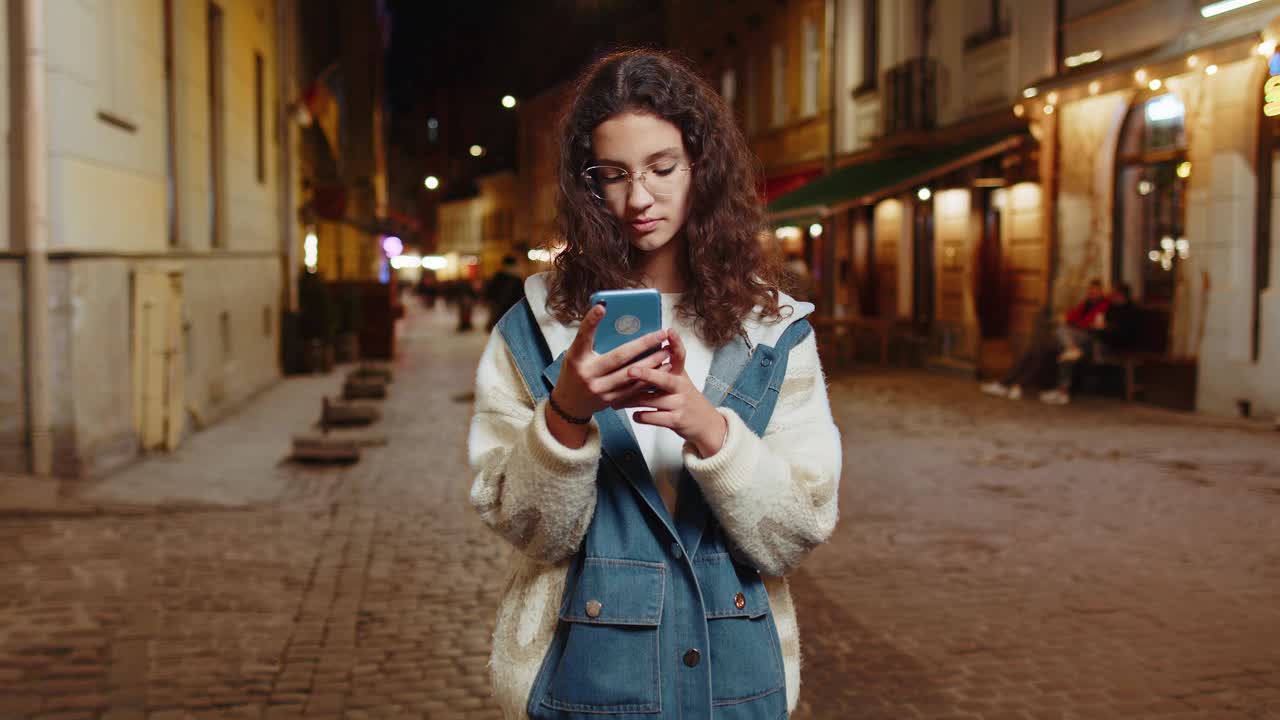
(651, 164, 677, 176)
(597, 170, 626, 183)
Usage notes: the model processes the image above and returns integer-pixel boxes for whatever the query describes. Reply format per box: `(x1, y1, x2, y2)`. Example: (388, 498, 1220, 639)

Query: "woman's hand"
(613, 329, 728, 458)
(546, 304, 670, 447)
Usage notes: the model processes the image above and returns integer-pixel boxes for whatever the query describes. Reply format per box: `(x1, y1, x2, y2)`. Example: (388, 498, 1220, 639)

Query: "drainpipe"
(277, 0, 298, 313)
(822, 0, 839, 316)
(19, 0, 52, 476)
(826, 0, 838, 173)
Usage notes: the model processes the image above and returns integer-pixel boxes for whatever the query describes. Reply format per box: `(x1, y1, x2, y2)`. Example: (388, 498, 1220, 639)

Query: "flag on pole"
(301, 63, 343, 163)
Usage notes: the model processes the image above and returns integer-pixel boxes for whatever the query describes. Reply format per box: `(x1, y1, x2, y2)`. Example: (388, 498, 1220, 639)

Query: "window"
(1114, 94, 1188, 307)
(858, 0, 879, 92)
(255, 53, 265, 184)
(208, 3, 226, 249)
(1255, 84, 1278, 361)
(802, 18, 820, 118)
(771, 42, 787, 127)
(721, 68, 737, 110)
(96, 0, 141, 131)
(965, 0, 1011, 50)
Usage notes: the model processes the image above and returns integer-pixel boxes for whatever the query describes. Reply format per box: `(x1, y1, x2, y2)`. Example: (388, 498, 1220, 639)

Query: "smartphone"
(589, 288, 663, 356)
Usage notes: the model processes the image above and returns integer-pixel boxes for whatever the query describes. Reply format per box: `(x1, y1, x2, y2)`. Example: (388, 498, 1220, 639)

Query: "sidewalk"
(1, 349, 356, 516)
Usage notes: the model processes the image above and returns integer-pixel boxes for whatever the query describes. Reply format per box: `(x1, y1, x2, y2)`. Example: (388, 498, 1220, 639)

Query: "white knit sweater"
(468, 273, 842, 719)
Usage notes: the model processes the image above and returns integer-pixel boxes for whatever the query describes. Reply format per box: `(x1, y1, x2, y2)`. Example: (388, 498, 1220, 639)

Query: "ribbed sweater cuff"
(684, 408, 758, 500)
(525, 398, 602, 476)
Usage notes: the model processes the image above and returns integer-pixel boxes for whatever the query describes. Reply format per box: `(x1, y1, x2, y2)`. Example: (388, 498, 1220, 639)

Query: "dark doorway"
(975, 188, 1008, 338)
(855, 205, 878, 316)
(913, 198, 935, 329)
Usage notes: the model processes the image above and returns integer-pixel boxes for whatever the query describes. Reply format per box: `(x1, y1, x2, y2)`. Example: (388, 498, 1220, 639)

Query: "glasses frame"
(581, 160, 695, 201)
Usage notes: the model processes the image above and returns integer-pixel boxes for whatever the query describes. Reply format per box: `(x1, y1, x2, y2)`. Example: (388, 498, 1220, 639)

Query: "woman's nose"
(626, 177, 655, 211)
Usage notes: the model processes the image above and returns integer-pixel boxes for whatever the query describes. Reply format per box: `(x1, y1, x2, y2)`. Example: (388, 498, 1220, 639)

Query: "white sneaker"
(980, 382, 1010, 398)
(1008, 385, 1023, 400)
(1039, 389, 1070, 405)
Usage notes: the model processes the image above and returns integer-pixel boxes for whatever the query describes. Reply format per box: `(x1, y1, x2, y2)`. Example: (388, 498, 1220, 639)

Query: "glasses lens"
(585, 166, 623, 201)
(642, 161, 681, 198)
(586, 162, 686, 202)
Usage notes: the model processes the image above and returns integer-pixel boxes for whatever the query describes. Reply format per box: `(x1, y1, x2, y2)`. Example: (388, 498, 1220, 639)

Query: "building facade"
(744, 0, 1277, 417)
(1032, 0, 1280, 415)
(436, 170, 521, 282)
(2, 0, 304, 478)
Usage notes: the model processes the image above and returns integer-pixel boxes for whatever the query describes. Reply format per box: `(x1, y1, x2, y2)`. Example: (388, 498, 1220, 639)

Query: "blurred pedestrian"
(455, 278, 477, 332)
(783, 251, 816, 302)
(467, 50, 840, 719)
(482, 255, 525, 331)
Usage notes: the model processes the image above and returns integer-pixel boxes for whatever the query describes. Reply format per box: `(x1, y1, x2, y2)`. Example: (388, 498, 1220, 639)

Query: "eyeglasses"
(581, 160, 694, 202)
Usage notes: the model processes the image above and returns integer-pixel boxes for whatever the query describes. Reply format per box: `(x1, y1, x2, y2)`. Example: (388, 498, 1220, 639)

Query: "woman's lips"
(630, 218, 660, 233)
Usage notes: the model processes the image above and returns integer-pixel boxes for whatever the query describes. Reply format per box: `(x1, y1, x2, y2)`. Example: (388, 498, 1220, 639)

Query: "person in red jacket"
(1057, 278, 1110, 364)
(981, 279, 1110, 405)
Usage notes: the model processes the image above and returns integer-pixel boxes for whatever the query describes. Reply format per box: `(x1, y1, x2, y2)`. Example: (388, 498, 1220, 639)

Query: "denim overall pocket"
(541, 558, 666, 714)
(694, 553, 785, 707)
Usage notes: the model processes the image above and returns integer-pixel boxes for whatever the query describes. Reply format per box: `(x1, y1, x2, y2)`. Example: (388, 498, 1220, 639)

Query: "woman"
(468, 49, 842, 719)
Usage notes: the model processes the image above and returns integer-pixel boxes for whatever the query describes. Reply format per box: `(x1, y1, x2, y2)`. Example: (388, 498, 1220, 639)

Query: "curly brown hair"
(546, 49, 787, 348)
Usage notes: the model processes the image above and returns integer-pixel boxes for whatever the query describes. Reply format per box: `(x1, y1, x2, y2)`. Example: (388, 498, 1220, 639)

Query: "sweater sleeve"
(467, 330, 600, 564)
(683, 333, 841, 576)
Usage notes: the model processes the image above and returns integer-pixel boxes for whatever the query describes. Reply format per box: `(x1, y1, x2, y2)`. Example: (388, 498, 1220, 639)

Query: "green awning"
(767, 132, 1029, 223)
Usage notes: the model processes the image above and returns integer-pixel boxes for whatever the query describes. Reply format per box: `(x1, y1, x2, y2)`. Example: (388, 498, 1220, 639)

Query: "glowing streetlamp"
(424, 175, 440, 190)
(470, 145, 485, 157)
(501, 95, 517, 109)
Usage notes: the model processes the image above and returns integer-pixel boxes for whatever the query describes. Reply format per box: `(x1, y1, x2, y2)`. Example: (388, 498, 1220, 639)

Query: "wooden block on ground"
(350, 363, 393, 383)
(322, 397, 381, 426)
(343, 378, 388, 400)
(291, 435, 361, 462)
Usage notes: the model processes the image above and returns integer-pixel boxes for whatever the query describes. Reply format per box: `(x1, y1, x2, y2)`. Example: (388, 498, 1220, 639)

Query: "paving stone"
(3, 302, 1279, 718)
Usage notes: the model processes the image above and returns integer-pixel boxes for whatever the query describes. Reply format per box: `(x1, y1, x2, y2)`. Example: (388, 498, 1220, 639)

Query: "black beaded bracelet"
(548, 394, 593, 425)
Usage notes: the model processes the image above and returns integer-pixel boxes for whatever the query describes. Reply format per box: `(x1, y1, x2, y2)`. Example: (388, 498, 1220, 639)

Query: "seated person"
(980, 279, 1114, 404)
(1056, 278, 1110, 364)
(1040, 283, 1138, 405)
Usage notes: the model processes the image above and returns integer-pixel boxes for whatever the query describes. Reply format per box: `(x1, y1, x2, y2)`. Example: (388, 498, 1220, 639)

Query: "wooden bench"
(1083, 304, 1170, 402)
(1092, 351, 1162, 402)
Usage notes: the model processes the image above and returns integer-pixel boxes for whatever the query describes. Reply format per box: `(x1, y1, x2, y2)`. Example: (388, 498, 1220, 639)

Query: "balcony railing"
(881, 58, 938, 136)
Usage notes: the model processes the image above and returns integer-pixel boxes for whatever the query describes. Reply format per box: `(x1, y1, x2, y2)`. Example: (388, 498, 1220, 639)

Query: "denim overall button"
(671, 543, 683, 559)
(734, 592, 746, 610)
(683, 648, 701, 667)
(585, 600, 603, 618)
(760, 356, 773, 367)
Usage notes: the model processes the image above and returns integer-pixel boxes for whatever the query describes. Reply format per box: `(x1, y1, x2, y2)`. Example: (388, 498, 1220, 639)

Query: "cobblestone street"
(2, 299, 1278, 720)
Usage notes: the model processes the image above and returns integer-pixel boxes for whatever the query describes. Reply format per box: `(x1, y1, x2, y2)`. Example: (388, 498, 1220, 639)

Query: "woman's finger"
(596, 329, 668, 374)
(667, 328, 687, 376)
(612, 391, 679, 411)
(569, 304, 606, 359)
(601, 379, 652, 404)
(594, 350, 670, 397)
(631, 410, 677, 428)
(627, 365, 680, 394)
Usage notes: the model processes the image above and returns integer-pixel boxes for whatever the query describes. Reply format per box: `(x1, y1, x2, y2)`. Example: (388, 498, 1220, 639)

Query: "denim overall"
(497, 299, 812, 720)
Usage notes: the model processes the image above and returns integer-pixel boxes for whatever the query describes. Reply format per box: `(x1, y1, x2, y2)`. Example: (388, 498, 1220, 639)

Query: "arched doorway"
(1113, 93, 1189, 319)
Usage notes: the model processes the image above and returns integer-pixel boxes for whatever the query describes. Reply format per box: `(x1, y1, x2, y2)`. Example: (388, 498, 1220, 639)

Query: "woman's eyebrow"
(644, 148, 681, 162)
(592, 148, 682, 168)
